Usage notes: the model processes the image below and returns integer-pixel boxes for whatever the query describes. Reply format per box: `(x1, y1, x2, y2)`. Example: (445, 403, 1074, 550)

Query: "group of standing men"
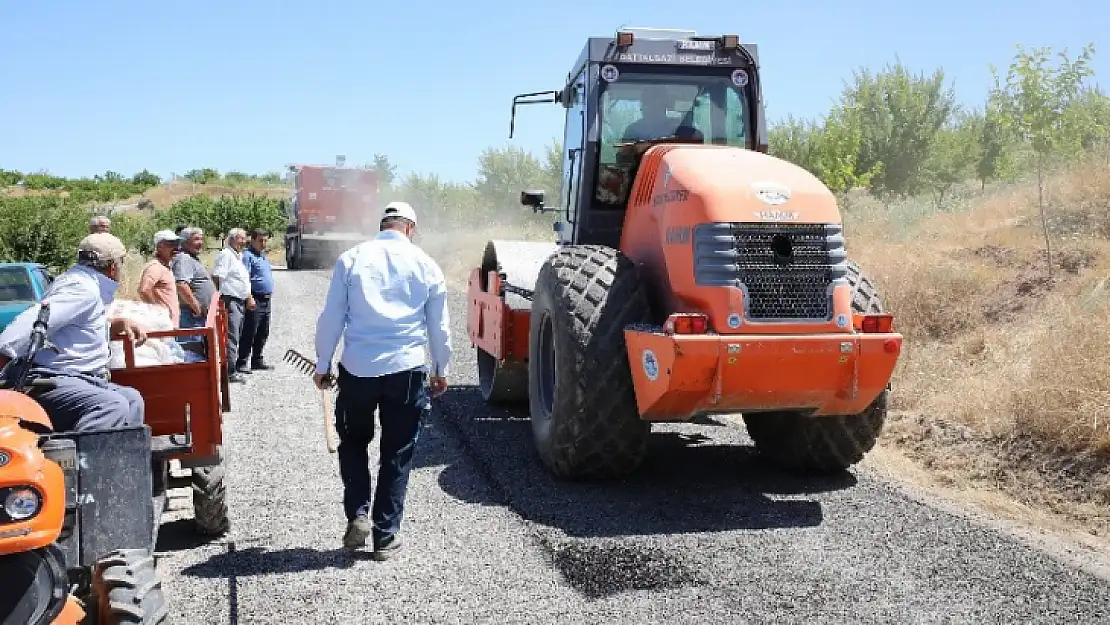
(7, 204, 454, 563)
(135, 223, 276, 381)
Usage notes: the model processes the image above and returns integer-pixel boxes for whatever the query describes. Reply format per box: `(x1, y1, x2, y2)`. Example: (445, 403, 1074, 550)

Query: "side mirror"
(520, 190, 545, 211)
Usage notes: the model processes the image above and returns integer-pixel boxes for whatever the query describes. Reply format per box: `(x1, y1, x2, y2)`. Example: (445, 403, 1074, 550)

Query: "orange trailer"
(467, 27, 903, 479)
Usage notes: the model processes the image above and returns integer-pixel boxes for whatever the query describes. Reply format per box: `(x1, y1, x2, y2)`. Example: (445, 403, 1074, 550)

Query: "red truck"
(282, 163, 381, 269)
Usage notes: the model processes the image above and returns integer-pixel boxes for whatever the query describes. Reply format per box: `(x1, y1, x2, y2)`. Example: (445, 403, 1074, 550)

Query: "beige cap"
(78, 232, 127, 263)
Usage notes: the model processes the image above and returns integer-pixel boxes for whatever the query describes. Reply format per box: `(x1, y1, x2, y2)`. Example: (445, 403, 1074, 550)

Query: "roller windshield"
(596, 66, 754, 205)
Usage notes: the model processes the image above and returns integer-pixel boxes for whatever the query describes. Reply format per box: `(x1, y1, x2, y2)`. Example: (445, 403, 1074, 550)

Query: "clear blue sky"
(1, 0, 1105, 184)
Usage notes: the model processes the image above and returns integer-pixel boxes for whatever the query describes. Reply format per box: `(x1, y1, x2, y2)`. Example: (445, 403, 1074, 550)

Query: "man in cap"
(0, 233, 149, 432)
(139, 229, 183, 327)
(88, 215, 111, 234)
(313, 200, 451, 559)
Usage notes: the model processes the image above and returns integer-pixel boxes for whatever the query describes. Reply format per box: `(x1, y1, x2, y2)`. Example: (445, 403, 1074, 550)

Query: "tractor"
(1, 292, 231, 624)
(466, 27, 903, 480)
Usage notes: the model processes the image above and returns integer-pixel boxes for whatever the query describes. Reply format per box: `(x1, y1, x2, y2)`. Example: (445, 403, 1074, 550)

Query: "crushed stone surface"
(152, 265, 1110, 624)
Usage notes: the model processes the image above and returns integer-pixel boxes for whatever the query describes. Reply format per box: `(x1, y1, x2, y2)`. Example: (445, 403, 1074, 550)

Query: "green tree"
(474, 145, 546, 211)
(844, 60, 957, 197)
(370, 154, 397, 188)
(813, 105, 881, 198)
(768, 115, 822, 175)
(923, 114, 980, 208)
(996, 43, 1097, 276)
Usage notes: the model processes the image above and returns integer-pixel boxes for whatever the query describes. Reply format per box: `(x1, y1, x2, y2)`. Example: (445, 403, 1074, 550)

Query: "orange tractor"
(0, 293, 231, 624)
(467, 27, 903, 479)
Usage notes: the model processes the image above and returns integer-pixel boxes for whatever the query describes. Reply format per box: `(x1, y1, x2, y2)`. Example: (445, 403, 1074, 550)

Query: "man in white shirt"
(313, 201, 451, 559)
(212, 228, 253, 383)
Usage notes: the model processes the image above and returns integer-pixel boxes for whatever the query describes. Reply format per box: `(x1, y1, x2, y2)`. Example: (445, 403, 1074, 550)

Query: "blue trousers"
(334, 363, 429, 544)
(21, 368, 144, 432)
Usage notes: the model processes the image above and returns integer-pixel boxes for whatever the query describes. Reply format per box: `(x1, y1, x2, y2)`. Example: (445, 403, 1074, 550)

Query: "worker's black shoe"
(372, 534, 402, 561)
(235, 361, 251, 373)
(250, 361, 276, 371)
(343, 515, 371, 549)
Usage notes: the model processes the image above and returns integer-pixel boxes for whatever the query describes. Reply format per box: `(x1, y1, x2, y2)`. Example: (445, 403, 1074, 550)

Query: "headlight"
(3, 487, 41, 521)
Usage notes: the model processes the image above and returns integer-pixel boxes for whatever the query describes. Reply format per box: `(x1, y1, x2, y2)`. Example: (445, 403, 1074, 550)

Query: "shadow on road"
(155, 518, 223, 554)
(422, 385, 856, 539)
(182, 542, 370, 579)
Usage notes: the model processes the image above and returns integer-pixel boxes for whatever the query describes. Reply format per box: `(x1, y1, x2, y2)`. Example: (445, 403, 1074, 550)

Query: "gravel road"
(154, 264, 1110, 624)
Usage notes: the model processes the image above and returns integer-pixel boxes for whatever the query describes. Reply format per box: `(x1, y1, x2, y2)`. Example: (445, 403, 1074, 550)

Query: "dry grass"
(845, 159, 1110, 534)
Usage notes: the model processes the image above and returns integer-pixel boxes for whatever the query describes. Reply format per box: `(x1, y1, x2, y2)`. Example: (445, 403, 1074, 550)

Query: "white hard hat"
(381, 201, 417, 228)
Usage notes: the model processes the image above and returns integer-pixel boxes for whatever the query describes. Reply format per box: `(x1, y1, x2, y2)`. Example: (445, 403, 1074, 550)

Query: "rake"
(283, 349, 338, 453)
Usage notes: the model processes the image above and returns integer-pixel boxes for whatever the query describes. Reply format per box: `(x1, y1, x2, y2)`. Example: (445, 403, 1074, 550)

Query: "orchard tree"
(474, 144, 546, 211)
(995, 43, 1097, 276)
(923, 113, 980, 208)
(768, 115, 822, 175)
(813, 105, 882, 200)
(843, 60, 957, 198)
(370, 153, 397, 188)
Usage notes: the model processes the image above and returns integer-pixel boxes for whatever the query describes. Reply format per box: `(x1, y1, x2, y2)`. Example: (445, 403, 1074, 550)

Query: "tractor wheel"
(847, 258, 883, 313)
(190, 459, 230, 536)
(0, 546, 69, 625)
(742, 258, 888, 474)
(528, 245, 652, 479)
(91, 549, 169, 625)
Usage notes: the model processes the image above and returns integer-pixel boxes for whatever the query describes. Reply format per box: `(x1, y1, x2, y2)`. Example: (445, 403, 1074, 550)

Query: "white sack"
(107, 299, 185, 368)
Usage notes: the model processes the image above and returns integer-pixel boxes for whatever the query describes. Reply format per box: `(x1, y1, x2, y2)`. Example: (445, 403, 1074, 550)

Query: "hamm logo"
(752, 181, 791, 206)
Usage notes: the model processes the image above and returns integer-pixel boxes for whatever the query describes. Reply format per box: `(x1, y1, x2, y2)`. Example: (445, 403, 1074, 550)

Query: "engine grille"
(693, 222, 848, 321)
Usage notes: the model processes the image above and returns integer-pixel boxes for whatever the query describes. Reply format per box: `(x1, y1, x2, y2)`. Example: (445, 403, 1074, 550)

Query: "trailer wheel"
(743, 259, 888, 474)
(91, 548, 170, 625)
(528, 245, 652, 479)
(191, 457, 230, 536)
(285, 239, 299, 270)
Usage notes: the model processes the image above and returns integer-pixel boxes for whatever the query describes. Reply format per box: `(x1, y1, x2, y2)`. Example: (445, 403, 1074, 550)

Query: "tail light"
(856, 314, 894, 333)
(664, 313, 709, 335)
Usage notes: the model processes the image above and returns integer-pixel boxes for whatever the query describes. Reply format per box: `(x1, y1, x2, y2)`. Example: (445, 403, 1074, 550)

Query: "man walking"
(313, 201, 451, 560)
(237, 228, 275, 373)
(212, 228, 252, 383)
(138, 230, 182, 327)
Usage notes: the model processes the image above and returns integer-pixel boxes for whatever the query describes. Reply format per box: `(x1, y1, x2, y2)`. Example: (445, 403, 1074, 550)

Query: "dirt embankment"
(847, 160, 1110, 544)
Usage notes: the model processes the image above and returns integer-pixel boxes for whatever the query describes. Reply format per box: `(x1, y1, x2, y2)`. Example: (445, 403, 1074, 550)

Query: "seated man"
(0, 233, 149, 432)
(621, 89, 703, 144)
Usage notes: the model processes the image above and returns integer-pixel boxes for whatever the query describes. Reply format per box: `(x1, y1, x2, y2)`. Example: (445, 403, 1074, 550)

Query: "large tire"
(528, 245, 652, 479)
(742, 258, 888, 474)
(191, 459, 229, 536)
(91, 549, 169, 625)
